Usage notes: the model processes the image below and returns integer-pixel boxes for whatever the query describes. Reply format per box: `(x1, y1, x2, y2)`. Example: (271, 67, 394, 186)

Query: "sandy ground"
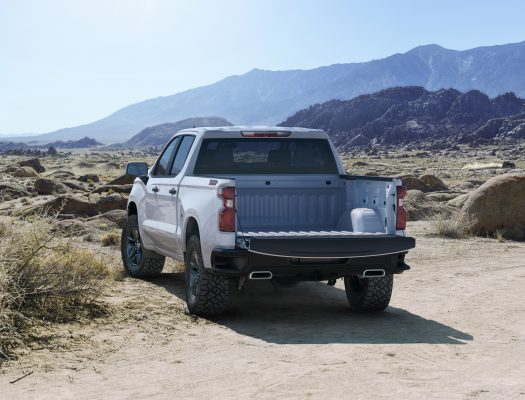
(1, 221, 525, 399)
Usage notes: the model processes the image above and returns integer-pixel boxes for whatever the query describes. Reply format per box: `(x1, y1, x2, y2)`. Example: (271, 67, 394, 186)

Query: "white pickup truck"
(121, 126, 415, 315)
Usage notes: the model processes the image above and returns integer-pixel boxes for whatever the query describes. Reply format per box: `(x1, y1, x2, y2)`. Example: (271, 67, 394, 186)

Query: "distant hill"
(121, 117, 233, 147)
(42, 136, 102, 149)
(7, 40, 525, 144)
(0, 136, 101, 153)
(279, 86, 525, 147)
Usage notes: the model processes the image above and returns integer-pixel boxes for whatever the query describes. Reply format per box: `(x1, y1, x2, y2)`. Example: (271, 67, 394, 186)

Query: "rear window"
(193, 138, 338, 175)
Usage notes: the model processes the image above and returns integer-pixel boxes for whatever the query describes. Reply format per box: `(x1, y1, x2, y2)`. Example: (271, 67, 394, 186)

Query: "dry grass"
(0, 217, 115, 359)
(101, 231, 120, 247)
(428, 214, 469, 239)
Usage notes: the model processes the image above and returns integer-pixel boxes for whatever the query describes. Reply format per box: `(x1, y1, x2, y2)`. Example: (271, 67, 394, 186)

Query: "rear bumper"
(210, 247, 412, 280)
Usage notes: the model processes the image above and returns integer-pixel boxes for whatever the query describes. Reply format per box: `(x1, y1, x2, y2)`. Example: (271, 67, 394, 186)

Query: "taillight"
(396, 185, 407, 230)
(218, 187, 235, 232)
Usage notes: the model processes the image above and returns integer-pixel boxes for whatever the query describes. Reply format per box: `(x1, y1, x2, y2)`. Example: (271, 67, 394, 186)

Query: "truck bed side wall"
(178, 176, 236, 269)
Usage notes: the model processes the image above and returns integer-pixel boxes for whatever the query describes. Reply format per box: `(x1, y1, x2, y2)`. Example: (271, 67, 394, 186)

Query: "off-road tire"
(344, 274, 393, 312)
(121, 214, 165, 278)
(185, 235, 229, 315)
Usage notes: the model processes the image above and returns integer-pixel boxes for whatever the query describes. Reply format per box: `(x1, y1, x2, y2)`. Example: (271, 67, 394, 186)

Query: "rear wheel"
(344, 274, 393, 312)
(121, 214, 165, 278)
(185, 235, 230, 315)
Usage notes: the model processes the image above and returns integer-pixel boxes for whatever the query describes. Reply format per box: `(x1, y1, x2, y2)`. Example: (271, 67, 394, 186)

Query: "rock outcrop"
(279, 87, 525, 147)
(404, 190, 454, 221)
(18, 158, 45, 173)
(21, 193, 128, 217)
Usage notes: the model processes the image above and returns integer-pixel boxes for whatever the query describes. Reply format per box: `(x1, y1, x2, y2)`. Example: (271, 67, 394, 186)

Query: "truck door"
(141, 136, 181, 250)
(163, 135, 195, 257)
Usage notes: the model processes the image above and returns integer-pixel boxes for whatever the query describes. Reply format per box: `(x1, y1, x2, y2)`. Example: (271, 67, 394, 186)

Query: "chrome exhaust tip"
(360, 269, 386, 278)
(248, 271, 273, 280)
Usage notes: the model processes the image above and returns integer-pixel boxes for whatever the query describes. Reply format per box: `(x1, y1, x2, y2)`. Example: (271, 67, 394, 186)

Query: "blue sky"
(1, 0, 525, 135)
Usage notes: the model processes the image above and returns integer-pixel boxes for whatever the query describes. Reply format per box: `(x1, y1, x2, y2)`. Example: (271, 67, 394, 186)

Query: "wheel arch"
(184, 217, 200, 251)
(128, 201, 138, 216)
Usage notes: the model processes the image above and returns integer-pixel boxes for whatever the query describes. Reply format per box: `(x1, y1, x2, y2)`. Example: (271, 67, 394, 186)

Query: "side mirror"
(126, 162, 148, 177)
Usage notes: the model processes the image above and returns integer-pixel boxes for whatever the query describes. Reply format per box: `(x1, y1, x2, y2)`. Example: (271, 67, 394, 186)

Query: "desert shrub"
(428, 214, 469, 239)
(101, 231, 120, 247)
(494, 226, 525, 242)
(0, 217, 114, 359)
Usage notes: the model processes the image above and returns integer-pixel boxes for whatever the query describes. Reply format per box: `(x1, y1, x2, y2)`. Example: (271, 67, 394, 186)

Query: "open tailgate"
(237, 231, 415, 258)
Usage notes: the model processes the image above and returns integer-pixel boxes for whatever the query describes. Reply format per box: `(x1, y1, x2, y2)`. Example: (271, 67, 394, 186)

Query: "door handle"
(169, 188, 177, 195)
(152, 186, 159, 193)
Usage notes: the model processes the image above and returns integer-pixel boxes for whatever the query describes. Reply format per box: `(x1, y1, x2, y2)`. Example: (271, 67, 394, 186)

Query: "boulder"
(108, 174, 135, 185)
(88, 209, 128, 229)
(0, 165, 21, 174)
(62, 180, 89, 192)
(502, 161, 516, 169)
(447, 193, 471, 209)
(34, 178, 68, 195)
(78, 174, 100, 183)
(18, 158, 45, 173)
(13, 166, 38, 178)
(47, 170, 76, 179)
(459, 181, 475, 190)
(92, 184, 133, 194)
(419, 174, 448, 191)
(0, 182, 29, 200)
(21, 193, 128, 217)
(404, 190, 454, 221)
(460, 174, 525, 236)
(401, 176, 428, 192)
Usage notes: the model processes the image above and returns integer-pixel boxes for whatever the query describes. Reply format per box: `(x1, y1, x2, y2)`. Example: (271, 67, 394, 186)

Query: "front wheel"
(185, 235, 230, 315)
(344, 274, 393, 312)
(121, 214, 165, 278)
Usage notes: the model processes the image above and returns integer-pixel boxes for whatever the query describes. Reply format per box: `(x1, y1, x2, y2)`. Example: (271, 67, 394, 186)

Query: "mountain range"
(280, 86, 525, 148)
(120, 117, 232, 147)
(6, 40, 525, 144)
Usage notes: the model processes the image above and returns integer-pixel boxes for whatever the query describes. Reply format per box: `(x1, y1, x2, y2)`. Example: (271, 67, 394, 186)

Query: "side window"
(170, 136, 195, 176)
(153, 137, 181, 176)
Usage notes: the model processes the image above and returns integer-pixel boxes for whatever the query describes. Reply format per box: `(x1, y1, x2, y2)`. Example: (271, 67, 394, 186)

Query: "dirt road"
(1, 221, 525, 399)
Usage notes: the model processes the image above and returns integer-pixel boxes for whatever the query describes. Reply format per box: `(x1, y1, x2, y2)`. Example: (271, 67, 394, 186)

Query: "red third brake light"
(218, 187, 235, 232)
(396, 185, 407, 230)
(241, 131, 291, 137)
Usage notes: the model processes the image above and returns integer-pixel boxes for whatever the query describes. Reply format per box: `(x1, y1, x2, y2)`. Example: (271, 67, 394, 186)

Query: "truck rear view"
(122, 127, 415, 316)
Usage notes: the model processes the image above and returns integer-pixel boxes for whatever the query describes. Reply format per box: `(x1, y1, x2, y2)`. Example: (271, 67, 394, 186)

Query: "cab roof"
(177, 125, 327, 139)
